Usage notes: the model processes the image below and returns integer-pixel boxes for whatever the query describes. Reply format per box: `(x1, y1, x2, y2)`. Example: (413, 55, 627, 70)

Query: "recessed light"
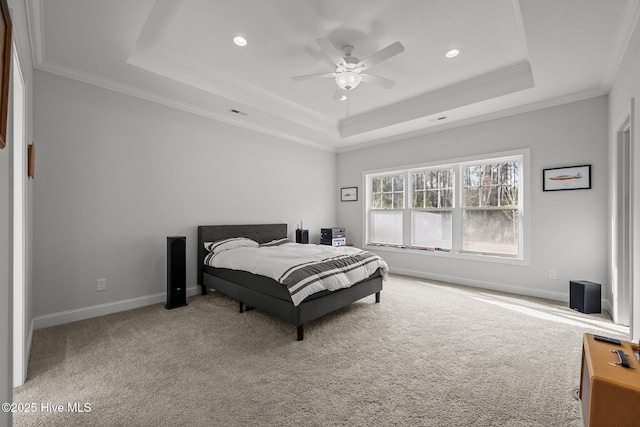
(339, 95, 348, 101)
(233, 36, 247, 47)
(445, 49, 459, 58)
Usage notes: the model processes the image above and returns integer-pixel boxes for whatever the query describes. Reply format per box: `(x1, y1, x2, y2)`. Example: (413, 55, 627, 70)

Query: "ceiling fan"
(292, 38, 405, 100)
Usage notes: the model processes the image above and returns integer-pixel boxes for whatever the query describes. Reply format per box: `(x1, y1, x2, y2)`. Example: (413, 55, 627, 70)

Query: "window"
(371, 175, 405, 209)
(462, 162, 519, 255)
(410, 168, 453, 249)
(369, 174, 404, 245)
(365, 151, 526, 259)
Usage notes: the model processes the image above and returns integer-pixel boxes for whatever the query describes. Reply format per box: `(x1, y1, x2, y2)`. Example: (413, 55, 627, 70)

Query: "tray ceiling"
(28, 0, 640, 151)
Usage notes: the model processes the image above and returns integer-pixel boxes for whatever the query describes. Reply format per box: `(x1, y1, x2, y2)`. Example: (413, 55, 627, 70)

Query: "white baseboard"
(389, 267, 569, 302)
(33, 286, 201, 330)
(31, 275, 617, 330)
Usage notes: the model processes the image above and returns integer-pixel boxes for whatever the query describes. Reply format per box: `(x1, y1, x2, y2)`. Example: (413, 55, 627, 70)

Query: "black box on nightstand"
(295, 229, 309, 244)
(320, 227, 346, 246)
(569, 280, 601, 314)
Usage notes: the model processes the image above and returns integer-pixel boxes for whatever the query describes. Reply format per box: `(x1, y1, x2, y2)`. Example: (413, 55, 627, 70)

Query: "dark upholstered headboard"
(197, 224, 287, 285)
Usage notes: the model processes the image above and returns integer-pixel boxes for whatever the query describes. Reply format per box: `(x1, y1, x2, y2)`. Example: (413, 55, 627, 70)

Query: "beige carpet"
(13, 274, 628, 426)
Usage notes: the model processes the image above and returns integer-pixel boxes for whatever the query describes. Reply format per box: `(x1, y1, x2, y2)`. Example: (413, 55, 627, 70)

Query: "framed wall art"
(0, 0, 11, 149)
(543, 165, 591, 191)
(341, 187, 358, 202)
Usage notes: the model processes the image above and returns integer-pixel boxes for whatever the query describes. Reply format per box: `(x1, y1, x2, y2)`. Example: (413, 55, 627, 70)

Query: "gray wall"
(337, 96, 609, 306)
(33, 70, 337, 321)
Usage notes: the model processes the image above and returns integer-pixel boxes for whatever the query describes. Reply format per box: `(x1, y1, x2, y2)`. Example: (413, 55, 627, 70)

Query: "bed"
(197, 224, 386, 340)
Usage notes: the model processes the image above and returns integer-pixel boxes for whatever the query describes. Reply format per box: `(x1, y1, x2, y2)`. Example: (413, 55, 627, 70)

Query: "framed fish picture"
(543, 165, 591, 191)
(341, 187, 358, 201)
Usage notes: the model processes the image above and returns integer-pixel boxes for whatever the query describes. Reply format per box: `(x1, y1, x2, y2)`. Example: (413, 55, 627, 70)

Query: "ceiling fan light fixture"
(233, 36, 247, 47)
(335, 71, 362, 90)
(446, 48, 460, 58)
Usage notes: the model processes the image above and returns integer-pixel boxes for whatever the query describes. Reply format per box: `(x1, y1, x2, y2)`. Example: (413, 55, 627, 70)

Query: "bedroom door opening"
(615, 116, 632, 328)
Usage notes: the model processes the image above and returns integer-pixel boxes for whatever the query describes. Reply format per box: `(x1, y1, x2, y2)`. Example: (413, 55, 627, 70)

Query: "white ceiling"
(27, 0, 640, 151)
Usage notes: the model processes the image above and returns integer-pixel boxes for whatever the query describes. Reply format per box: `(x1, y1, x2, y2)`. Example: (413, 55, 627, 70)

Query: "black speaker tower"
(166, 236, 188, 309)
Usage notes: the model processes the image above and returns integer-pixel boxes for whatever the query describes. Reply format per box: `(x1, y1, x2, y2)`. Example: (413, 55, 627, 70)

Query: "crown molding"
(601, 0, 640, 92)
(337, 88, 607, 153)
(35, 60, 337, 152)
(127, 43, 339, 133)
(340, 61, 534, 138)
(25, 0, 44, 67)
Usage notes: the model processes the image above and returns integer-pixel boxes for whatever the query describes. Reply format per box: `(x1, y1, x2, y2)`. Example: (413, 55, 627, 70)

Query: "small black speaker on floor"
(166, 236, 187, 310)
(569, 280, 601, 314)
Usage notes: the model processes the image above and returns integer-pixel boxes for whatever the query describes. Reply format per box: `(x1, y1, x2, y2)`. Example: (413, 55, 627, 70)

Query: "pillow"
(204, 237, 258, 254)
(259, 238, 291, 247)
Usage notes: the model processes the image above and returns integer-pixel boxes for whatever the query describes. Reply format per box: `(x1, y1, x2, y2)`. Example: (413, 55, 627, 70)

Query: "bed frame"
(197, 224, 383, 340)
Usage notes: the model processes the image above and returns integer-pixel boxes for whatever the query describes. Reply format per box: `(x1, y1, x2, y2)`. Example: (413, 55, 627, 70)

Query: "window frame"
(363, 149, 530, 265)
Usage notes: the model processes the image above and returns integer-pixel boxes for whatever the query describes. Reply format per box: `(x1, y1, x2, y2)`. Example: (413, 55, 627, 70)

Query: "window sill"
(364, 244, 529, 266)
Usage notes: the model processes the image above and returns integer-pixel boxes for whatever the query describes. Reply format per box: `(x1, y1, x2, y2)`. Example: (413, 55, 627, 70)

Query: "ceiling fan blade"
(357, 41, 405, 70)
(292, 72, 337, 81)
(361, 73, 396, 89)
(333, 88, 348, 101)
(316, 38, 346, 67)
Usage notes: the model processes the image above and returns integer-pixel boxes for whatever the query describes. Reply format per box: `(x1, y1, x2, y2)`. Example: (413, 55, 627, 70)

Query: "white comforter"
(204, 243, 388, 306)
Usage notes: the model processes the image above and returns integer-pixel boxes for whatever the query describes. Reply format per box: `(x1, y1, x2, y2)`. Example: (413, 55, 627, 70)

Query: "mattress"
(204, 241, 388, 305)
(203, 265, 381, 304)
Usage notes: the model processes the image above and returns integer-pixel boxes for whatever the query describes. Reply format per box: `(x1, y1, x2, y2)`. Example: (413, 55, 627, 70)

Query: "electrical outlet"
(97, 278, 106, 291)
(548, 269, 557, 280)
